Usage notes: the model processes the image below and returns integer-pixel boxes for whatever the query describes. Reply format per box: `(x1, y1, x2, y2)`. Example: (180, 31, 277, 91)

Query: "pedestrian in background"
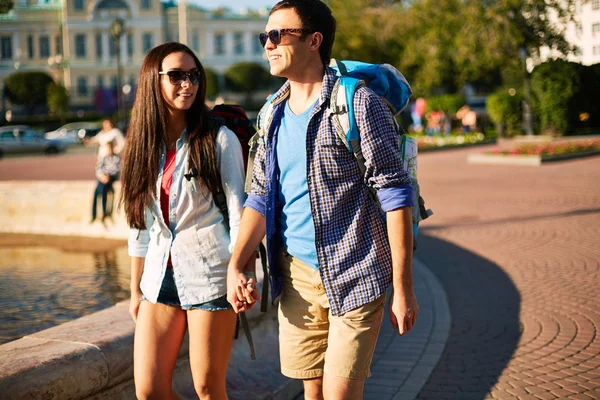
(85, 118, 125, 161)
(91, 140, 120, 223)
(120, 42, 251, 399)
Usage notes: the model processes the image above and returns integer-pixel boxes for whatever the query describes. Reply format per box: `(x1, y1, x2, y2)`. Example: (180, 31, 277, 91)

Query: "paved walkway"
(4, 144, 600, 400)
(411, 145, 600, 399)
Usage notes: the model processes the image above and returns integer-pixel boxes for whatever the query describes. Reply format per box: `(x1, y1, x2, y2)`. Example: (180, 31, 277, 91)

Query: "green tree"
(531, 60, 580, 134)
(331, 0, 579, 96)
(224, 62, 270, 106)
(426, 94, 463, 115)
(204, 67, 219, 99)
(487, 89, 523, 137)
(0, 0, 14, 13)
(47, 82, 69, 123)
(5, 71, 54, 113)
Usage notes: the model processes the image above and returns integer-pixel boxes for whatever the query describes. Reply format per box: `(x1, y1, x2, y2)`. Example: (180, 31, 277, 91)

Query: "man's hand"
(388, 288, 419, 335)
(227, 253, 262, 313)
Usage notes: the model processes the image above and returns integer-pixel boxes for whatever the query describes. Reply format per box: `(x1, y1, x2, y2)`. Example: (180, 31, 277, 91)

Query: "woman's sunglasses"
(258, 28, 315, 48)
(158, 70, 201, 85)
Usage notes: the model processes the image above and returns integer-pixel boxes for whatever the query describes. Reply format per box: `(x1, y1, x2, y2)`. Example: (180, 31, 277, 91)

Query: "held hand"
(129, 290, 142, 323)
(388, 288, 419, 336)
(227, 265, 248, 313)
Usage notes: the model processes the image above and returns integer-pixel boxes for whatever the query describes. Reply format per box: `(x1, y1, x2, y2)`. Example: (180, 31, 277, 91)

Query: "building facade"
(541, 0, 600, 66)
(0, 0, 269, 112)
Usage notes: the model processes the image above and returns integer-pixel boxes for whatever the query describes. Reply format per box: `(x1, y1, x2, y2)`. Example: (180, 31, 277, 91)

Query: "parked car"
(44, 122, 102, 145)
(0, 125, 67, 157)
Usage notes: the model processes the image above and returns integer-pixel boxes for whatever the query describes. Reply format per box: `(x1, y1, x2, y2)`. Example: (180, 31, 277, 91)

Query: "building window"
(592, 0, 600, 10)
(55, 35, 62, 55)
(1, 37, 12, 60)
(594, 45, 600, 55)
(233, 32, 244, 55)
(573, 47, 583, 57)
(109, 36, 117, 57)
(127, 33, 134, 57)
(98, 76, 104, 88)
(141, 0, 151, 9)
(75, 34, 86, 58)
(111, 75, 118, 89)
(254, 32, 264, 54)
(27, 36, 34, 59)
(214, 33, 225, 56)
(77, 77, 88, 96)
(143, 33, 153, 53)
(40, 36, 50, 59)
(96, 33, 102, 59)
(192, 32, 199, 52)
(74, 0, 84, 11)
(594, 23, 600, 36)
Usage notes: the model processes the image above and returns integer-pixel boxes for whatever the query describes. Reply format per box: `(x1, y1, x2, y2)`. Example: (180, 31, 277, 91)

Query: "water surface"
(0, 234, 130, 345)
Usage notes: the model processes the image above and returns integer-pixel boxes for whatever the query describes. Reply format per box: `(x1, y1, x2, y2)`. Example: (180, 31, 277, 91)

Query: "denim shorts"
(140, 267, 232, 311)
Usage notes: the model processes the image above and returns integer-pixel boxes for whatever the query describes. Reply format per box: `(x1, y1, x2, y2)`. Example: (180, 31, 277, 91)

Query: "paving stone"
(412, 148, 600, 400)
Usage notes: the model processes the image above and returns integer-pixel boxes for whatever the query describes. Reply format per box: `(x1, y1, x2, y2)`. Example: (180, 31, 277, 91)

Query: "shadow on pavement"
(415, 233, 521, 400)
(423, 207, 600, 231)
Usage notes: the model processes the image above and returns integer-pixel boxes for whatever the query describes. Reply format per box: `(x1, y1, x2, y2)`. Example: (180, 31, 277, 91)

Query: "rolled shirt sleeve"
(216, 127, 247, 253)
(354, 86, 414, 209)
(128, 208, 155, 258)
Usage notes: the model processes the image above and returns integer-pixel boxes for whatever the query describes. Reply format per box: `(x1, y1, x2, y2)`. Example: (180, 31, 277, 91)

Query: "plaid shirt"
(245, 67, 413, 316)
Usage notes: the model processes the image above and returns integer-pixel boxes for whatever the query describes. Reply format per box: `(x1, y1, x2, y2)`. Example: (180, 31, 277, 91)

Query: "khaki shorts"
(278, 252, 385, 380)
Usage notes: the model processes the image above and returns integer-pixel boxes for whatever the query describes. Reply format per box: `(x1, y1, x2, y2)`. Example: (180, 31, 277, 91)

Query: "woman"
(121, 42, 253, 399)
(86, 118, 125, 162)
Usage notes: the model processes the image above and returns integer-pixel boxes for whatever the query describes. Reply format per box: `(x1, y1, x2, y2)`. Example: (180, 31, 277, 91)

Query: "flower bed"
(485, 139, 599, 157)
(468, 138, 600, 166)
(412, 132, 490, 151)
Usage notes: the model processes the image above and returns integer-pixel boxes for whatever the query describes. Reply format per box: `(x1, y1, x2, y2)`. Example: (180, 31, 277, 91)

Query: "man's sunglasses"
(258, 28, 315, 47)
(158, 69, 201, 85)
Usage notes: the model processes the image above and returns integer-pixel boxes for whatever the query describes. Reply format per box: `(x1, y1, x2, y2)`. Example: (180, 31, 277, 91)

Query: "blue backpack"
(251, 59, 432, 247)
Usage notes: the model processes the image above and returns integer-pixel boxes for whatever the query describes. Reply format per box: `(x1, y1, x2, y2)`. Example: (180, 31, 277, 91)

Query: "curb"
(363, 257, 451, 400)
(467, 149, 600, 166)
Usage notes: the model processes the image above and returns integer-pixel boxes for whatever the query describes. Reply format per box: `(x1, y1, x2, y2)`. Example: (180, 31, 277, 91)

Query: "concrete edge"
(0, 279, 298, 400)
(467, 150, 600, 167)
(393, 257, 452, 400)
(467, 153, 542, 166)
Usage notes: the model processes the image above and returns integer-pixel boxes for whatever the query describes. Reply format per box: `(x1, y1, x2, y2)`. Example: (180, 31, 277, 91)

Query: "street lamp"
(109, 18, 125, 126)
(519, 47, 534, 136)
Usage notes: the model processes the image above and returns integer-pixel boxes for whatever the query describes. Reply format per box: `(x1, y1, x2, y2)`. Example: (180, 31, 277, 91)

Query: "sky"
(187, 0, 275, 11)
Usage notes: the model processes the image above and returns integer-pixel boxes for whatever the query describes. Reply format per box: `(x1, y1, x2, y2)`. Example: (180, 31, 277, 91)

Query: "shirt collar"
(269, 66, 338, 108)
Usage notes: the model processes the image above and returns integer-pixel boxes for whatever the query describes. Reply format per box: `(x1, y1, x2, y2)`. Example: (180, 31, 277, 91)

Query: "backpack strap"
(245, 95, 276, 193)
(331, 76, 378, 201)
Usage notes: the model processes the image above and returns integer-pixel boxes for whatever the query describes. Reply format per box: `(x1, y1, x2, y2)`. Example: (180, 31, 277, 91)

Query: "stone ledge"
(0, 295, 301, 400)
(467, 150, 600, 167)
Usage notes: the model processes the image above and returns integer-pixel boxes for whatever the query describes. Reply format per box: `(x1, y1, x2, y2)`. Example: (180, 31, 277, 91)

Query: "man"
(227, 1, 418, 398)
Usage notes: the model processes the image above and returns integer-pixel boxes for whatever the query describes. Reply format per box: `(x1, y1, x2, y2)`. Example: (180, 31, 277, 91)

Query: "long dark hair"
(120, 42, 220, 230)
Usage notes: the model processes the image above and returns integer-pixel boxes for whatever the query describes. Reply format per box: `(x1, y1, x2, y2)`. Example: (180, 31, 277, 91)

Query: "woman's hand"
(129, 289, 143, 323)
(227, 252, 261, 313)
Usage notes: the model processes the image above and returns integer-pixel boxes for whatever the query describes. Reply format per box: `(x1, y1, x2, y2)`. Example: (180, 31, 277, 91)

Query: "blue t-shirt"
(276, 99, 319, 269)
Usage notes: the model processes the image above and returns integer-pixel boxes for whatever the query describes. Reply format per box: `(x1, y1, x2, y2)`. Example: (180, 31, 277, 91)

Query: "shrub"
(487, 88, 523, 136)
(47, 83, 69, 122)
(425, 94, 464, 115)
(530, 60, 580, 135)
(204, 67, 219, 99)
(5, 71, 55, 113)
(225, 62, 270, 94)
